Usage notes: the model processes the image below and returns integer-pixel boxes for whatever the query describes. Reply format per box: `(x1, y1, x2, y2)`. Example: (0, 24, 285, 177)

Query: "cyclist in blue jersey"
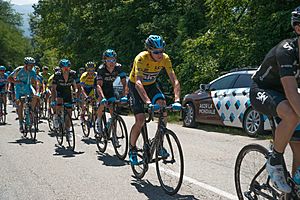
(0, 66, 8, 114)
(8, 57, 39, 133)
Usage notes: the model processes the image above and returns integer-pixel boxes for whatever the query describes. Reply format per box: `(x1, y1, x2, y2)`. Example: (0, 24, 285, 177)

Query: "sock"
(269, 149, 284, 166)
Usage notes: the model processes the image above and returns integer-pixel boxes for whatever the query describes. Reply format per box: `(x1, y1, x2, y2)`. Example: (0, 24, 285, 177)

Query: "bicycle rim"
(156, 129, 184, 195)
(112, 116, 128, 160)
(131, 128, 148, 179)
(82, 112, 91, 137)
(234, 144, 278, 200)
(65, 113, 75, 151)
(0, 103, 4, 124)
(95, 115, 107, 153)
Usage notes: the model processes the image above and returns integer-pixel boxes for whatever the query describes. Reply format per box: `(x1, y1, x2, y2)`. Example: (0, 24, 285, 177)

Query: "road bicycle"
(131, 104, 184, 195)
(235, 116, 300, 199)
(95, 100, 128, 160)
(0, 91, 7, 124)
(81, 98, 97, 137)
(54, 102, 76, 151)
(38, 92, 48, 119)
(20, 95, 38, 141)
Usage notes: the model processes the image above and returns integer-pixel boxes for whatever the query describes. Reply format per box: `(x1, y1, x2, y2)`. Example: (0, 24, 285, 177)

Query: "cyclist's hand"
(100, 98, 107, 105)
(171, 101, 182, 111)
(148, 103, 160, 112)
(120, 96, 128, 103)
(50, 101, 57, 107)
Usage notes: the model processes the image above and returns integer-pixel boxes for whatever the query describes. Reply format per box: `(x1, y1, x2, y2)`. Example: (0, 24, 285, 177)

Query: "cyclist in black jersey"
(250, 6, 300, 193)
(94, 49, 128, 135)
(51, 59, 77, 130)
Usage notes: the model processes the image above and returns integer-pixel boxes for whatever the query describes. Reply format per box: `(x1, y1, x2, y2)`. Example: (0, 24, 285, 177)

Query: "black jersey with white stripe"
(252, 37, 300, 93)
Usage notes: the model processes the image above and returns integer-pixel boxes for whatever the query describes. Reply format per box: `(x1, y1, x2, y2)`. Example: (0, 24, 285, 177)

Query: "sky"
(5, 0, 38, 5)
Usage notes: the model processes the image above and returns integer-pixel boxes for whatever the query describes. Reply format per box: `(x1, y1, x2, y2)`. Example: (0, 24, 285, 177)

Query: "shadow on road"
(8, 137, 43, 145)
(131, 179, 199, 200)
(53, 145, 84, 158)
(97, 152, 129, 167)
(81, 137, 97, 145)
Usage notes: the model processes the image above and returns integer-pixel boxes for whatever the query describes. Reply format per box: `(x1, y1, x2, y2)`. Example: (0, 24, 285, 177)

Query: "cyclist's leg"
(15, 92, 24, 131)
(289, 128, 300, 175)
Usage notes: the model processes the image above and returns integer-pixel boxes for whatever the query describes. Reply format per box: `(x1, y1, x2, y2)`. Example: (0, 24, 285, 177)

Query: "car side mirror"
(199, 84, 208, 91)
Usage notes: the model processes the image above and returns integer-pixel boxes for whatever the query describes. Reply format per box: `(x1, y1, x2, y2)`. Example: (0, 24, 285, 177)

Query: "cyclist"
(40, 66, 51, 106)
(8, 57, 39, 133)
(94, 49, 128, 135)
(250, 6, 300, 193)
(76, 67, 85, 97)
(51, 59, 77, 135)
(0, 66, 8, 114)
(79, 61, 97, 123)
(128, 35, 181, 165)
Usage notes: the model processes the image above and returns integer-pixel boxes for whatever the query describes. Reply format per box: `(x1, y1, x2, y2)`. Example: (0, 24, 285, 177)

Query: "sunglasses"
(151, 50, 164, 55)
(105, 59, 116, 63)
(87, 69, 95, 72)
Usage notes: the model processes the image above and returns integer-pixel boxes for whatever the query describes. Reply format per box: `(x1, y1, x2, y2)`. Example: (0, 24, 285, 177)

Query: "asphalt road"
(0, 104, 294, 200)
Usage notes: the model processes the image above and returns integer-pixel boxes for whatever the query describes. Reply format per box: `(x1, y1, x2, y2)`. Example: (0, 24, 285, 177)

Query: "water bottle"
(293, 166, 300, 185)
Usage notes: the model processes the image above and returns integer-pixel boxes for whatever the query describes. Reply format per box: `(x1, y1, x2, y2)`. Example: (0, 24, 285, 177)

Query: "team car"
(182, 68, 270, 137)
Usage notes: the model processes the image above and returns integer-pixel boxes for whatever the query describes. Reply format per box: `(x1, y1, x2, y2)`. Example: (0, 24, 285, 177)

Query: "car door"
(220, 74, 252, 127)
(199, 74, 239, 125)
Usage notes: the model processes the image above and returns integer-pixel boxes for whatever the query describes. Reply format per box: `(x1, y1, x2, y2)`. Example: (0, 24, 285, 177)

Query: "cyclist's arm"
(120, 77, 128, 96)
(81, 84, 88, 98)
(135, 78, 151, 104)
(167, 71, 180, 102)
(51, 83, 57, 100)
(281, 76, 300, 117)
(72, 80, 78, 98)
(96, 80, 105, 99)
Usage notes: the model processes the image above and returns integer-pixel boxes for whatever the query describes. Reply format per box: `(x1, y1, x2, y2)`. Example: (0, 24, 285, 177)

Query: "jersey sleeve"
(52, 74, 59, 85)
(96, 69, 103, 81)
(135, 55, 145, 79)
(277, 41, 298, 78)
(116, 64, 126, 79)
(80, 72, 86, 86)
(163, 54, 174, 75)
(9, 67, 21, 78)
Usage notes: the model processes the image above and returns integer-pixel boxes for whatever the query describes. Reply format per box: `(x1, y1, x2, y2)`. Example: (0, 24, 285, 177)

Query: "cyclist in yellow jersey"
(128, 35, 181, 165)
(80, 62, 97, 122)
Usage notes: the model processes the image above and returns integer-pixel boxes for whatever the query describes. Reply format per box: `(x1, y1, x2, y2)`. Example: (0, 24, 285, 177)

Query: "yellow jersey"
(47, 74, 54, 87)
(80, 72, 97, 88)
(129, 51, 174, 86)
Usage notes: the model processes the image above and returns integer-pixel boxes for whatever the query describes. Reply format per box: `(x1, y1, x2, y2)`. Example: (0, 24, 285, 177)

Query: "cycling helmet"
(24, 57, 36, 65)
(59, 59, 71, 68)
(0, 66, 6, 71)
(103, 49, 117, 58)
(292, 6, 300, 28)
(79, 67, 85, 72)
(145, 35, 166, 49)
(42, 66, 49, 70)
(54, 66, 60, 72)
(85, 61, 96, 69)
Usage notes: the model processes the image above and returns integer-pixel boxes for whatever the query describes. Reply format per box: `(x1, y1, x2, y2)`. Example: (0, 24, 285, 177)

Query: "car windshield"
(209, 75, 238, 91)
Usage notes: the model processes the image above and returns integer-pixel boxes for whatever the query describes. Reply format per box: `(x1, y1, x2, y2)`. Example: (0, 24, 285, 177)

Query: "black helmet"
(24, 57, 35, 65)
(291, 6, 300, 28)
(85, 61, 96, 69)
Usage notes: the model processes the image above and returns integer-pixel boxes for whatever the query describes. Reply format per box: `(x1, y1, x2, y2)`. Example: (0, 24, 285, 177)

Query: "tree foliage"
(29, 0, 299, 96)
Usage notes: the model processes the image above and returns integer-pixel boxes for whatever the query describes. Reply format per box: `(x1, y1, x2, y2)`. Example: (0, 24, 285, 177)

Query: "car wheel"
(183, 102, 196, 127)
(243, 107, 264, 137)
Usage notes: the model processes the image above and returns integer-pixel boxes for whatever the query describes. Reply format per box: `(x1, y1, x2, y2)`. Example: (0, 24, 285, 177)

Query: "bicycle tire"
(29, 112, 37, 141)
(234, 144, 278, 200)
(56, 116, 63, 145)
(95, 114, 108, 153)
(65, 112, 75, 151)
(0, 102, 5, 124)
(156, 129, 184, 195)
(22, 109, 28, 138)
(112, 115, 128, 160)
(47, 108, 54, 131)
(131, 126, 149, 179)
(81, 108, 91, 137)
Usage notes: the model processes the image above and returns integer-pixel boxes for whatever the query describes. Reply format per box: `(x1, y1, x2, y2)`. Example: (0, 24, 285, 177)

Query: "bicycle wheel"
(112, 115, 128, 160)
(235, 144, 279, 200)
(47, 108, 54, 131)
(156, 129, 184, 195)
(56, 116, 63, 145)
(65, 112, 75, 151)
(95, 114, 108, 153)
(131, 127, 149, 179)
(81, 110, 91, 137)
(0, 102, 5, 124)
(29, 112, 38, 141)
(72, 104, 80, 120)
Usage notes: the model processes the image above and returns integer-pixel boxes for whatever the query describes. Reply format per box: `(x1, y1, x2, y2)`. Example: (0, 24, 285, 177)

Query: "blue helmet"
(292, 6, 300, 28)
(59, 59, 71, 68)
(24, 57, 35, 65)
(145, 35, 166, 49)
(0, 66, 6, 71)
(103, 49, 117, 59)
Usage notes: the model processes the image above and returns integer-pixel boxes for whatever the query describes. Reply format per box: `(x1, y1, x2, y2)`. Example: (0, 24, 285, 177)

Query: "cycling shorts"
(83, 87, 95, 97)
(250, 82, 300, 141)
(57, 89, 72, 104)
(15, 87, 34, 100)
(95, 86, 115, 100)
(128, 81, 165, 115)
